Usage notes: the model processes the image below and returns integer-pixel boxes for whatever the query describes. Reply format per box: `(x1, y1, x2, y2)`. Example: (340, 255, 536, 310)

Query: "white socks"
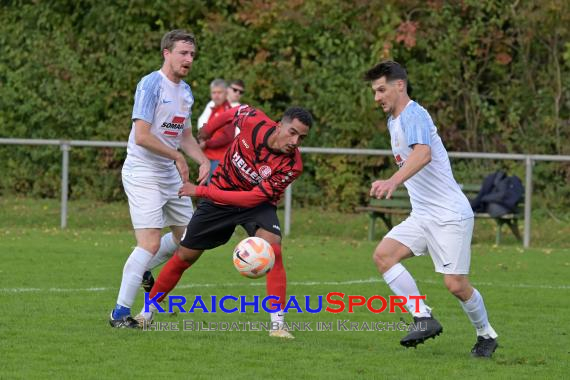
(118, 233, 177, 317)
(460, 288, 498, 339)
(271, 310, 285, 327)
(116, 247, 153, 308)
(382, 264, 498, 339)
(147, 232, 178, 271)
(382, 263, 431, 318)
(138, 303, 159, 322)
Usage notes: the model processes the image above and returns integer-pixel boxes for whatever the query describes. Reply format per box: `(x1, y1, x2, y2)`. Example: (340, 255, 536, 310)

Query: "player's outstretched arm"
(184, 169, 301, 208)
(178, 182, 267, 207)
(192, 186, 268, 207)
(180, 128, 210, 185)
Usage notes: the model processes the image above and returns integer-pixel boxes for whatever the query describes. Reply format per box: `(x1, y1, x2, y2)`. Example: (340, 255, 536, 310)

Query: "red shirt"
(203, 101, 233, 161)
(196, 105, 303, 208)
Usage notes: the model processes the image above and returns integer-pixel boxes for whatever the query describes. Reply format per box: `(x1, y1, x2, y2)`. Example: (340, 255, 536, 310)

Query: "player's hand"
(199, 141, 206, 150)
(178, 182, 197, 197)
(175, 154, 189, 183)
(197, 127, 211, 141)
(197, 161, 210, 185)
(370, 179, 398, 199)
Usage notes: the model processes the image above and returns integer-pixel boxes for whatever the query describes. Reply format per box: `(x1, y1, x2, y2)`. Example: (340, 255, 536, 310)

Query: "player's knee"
(266, 237, 281, 246)
(446, 283, 462, 297)
(139, 241, 160, 255)
(372, 247, 393, 272)
(255, 230, 281, 246)
(177, 247, 202, 264)
(444, 276, 469, 298)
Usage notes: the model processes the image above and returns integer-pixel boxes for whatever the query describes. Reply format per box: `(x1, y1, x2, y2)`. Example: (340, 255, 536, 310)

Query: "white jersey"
(388, 101, 473, 222)
(124, 70, 194, 177)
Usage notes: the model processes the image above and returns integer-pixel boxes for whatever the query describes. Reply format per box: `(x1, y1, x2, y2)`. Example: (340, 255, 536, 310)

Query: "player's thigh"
(383, 215, 428, 258)
(255, 228, 281, 245)
(179, 200, 237, 250)
(122, 172, 165, 229)
(164, 197, 194, 241)
(423, 217, 474, 275)
(374, 237, 415, 264)
(238, 203, 281, 242)
(162, 176, 194, 230)
(169, 225, 186, 244)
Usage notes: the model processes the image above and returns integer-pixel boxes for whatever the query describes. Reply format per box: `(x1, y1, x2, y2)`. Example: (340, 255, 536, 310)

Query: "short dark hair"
(161, 29, 196, 52)
(282, 107, 313, 128)
(229, 79, 245, 89)
(363, 60, 407, 82)
(363, 60, 412, 95)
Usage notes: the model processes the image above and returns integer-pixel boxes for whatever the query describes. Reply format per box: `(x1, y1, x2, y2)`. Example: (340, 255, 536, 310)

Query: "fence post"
(284, 184, 292, 236)
(60, 142, 70, 229)
(523, 156, 533, 248)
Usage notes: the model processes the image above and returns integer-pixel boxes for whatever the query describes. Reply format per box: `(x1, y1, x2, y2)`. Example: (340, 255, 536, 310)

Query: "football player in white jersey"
(364, 61, 498, 358)
(110, 30, 209, 328)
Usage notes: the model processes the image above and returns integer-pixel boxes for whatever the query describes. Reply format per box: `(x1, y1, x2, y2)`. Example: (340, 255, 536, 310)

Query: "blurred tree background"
(0, 0, 568, 210)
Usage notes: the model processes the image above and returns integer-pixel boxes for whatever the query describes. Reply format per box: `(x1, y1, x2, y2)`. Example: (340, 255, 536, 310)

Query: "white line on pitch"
(0, 277, 568, 293)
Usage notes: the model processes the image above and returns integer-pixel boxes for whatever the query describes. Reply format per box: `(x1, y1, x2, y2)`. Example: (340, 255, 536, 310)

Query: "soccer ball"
(233, 237, 275, 279)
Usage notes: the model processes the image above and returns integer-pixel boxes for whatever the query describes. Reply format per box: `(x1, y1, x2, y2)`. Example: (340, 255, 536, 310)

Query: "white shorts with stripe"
(385, 215, 474, 274)
(122, 170, 193, 229)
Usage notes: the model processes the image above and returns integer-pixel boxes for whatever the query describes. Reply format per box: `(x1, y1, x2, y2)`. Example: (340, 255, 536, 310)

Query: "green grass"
(0, 197, 569, 379)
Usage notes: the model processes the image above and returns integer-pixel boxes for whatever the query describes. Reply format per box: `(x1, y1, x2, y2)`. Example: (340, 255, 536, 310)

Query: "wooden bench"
(356, 184, 523, 244)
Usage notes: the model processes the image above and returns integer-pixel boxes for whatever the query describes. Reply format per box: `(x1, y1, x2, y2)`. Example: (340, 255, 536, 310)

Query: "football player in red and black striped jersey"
(139, 105, 313, 339)
(196, 104, 305, 207)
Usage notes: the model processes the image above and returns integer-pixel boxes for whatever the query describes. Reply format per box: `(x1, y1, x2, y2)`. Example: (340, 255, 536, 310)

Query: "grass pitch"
(0, 197, 568, 379)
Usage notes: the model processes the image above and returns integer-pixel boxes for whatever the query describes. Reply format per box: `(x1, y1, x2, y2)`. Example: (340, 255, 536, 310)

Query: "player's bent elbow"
(422, 147, 432, 165)
(134, 133, 147, 146)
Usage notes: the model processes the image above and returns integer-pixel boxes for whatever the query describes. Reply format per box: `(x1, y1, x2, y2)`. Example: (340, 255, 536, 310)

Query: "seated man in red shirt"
(137, 105, 313, 339)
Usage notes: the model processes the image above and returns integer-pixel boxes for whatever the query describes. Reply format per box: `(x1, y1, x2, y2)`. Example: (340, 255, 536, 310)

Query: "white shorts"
(385, 215, 474, 274)
(122, 170, 193, 229)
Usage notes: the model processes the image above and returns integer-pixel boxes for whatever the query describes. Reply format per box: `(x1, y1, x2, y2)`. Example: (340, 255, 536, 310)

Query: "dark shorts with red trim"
(179, 200, 281, 250)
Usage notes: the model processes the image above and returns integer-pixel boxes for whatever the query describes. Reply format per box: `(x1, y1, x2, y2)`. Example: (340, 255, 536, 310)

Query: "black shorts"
(180, 200, 281, 250)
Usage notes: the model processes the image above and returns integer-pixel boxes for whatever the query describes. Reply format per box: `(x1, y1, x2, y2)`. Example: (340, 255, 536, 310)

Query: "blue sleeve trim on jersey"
(183, 81, 194, 129)
(132, 72, 161, 124)
(183, 81, 194, 113)
(401, 102, 433, 147)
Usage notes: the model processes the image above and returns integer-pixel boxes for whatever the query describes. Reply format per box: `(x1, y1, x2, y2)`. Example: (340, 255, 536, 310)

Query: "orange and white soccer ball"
(233, 237, 275, 279)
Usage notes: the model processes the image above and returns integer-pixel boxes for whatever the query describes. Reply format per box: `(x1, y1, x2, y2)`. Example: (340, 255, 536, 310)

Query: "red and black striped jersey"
(195, 105, 303, 207)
